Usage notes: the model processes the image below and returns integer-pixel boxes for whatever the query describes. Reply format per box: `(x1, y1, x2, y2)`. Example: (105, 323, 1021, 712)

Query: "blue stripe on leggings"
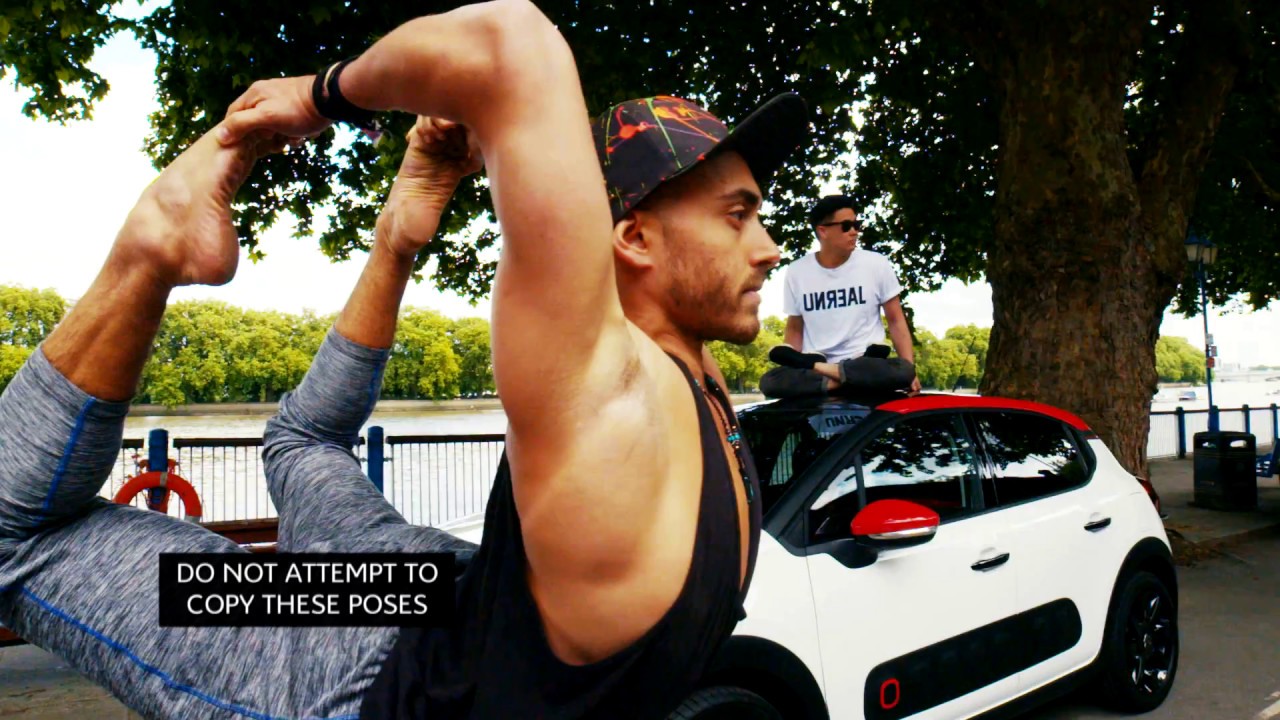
(41, 397, 95, 514)
(20, 588, 358, 720)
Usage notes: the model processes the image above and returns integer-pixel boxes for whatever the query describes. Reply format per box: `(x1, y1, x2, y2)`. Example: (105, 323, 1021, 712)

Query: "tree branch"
(1138, 0, 1249, 266)
(1242, 156, 1280, 202)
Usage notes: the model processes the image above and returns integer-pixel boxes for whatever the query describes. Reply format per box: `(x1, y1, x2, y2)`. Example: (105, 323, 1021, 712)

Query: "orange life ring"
(114, 467, 203, 522)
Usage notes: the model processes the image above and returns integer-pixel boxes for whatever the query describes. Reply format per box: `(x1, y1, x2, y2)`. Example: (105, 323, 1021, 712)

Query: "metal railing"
(175, 438, 271, 523)
(1146, 413, 1181, 460)
(93, 403, 1280, 525)
(117, 430, 504, 527)
(1149, 404, 1279, 459)
(383, 434, 506, 527)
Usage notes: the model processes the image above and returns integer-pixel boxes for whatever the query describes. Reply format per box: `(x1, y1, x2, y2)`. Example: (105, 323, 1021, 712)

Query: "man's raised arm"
(219, 0, 630, 435)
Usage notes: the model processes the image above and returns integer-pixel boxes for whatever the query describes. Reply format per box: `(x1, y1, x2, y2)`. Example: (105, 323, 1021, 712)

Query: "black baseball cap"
(590, 93, 810, 224)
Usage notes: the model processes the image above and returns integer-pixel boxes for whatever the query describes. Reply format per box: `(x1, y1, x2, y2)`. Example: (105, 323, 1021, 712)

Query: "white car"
(443, 393, 1179, 720)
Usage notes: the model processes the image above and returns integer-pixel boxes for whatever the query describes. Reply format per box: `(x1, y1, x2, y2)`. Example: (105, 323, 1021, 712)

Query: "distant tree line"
(0, 284, 66, 397)
(0, 285, 493, 406)
(1154, 336, 1208, 385)
(1, 284, 1213, 402)
(708, 321, 995, 394)
(913, 325, 990, 392)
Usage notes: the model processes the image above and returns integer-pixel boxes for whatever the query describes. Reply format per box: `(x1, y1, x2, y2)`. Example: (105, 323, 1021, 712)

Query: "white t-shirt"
(781, 248, 903, 362)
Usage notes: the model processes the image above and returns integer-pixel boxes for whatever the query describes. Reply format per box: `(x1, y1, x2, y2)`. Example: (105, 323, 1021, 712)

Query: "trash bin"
(1192, 431, 1258, 511)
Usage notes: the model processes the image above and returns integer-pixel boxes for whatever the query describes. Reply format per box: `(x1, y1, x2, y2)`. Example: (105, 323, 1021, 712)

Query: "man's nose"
(755, 230, 782, 270)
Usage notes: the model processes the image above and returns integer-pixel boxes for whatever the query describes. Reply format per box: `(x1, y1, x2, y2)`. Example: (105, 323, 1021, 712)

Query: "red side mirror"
(852, 499, 940, 544)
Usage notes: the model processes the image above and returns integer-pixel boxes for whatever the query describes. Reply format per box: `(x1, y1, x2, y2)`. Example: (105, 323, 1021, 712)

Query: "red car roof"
(877, 394, 1092, 431)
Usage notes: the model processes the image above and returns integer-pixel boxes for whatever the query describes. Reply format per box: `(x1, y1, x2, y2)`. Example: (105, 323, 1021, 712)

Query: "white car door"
(968, 410, 1135, 693)
(799, 412, 1020, 720)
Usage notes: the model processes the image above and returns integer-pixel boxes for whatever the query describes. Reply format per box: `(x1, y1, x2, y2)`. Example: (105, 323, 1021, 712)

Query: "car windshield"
(737, 398, 874, 512)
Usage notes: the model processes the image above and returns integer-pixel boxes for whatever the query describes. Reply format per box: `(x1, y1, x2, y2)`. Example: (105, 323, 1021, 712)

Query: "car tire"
(667, 685, 783, 720)
(1095, 570, 1179, 713)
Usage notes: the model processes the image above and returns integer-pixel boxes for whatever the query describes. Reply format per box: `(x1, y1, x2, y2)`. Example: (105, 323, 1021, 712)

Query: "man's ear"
(613, 211, 660, 270)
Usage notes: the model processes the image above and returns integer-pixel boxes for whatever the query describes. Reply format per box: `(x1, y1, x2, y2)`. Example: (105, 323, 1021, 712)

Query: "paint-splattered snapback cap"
(590, 93, 809, 224)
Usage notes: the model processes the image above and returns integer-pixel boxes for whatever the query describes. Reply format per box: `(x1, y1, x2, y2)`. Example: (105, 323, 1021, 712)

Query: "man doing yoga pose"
(0, 1, 808, 717)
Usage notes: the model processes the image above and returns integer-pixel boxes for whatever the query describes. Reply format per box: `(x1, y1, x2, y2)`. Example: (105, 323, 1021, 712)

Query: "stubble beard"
(666, 247, 759, 345)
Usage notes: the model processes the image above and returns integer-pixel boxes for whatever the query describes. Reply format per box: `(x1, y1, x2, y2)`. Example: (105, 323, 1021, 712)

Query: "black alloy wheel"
(1097, 570, 1179, 712)
(1124, 579, 1177, 697)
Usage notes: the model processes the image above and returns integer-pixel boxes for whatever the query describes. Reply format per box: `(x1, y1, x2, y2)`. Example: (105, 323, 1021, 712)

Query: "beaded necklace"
(696, 376, 755, 505)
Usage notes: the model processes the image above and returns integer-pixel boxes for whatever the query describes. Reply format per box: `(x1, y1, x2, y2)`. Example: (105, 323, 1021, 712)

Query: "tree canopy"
(0, 284, 66, 347)
(5, 1, 1273, 308)
(0, 285, 498, 404)
(1154, 336, 1208, 384)
(2, 1, 858, 295)
(4, 0, 1277, 475)
(0, 285, 65, 393)
(914, 325, 989, 391)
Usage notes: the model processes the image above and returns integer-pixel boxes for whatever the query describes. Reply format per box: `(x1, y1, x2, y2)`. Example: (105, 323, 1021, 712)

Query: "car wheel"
(667, 685, 783, 720)
(1096, 570, 1179, 712)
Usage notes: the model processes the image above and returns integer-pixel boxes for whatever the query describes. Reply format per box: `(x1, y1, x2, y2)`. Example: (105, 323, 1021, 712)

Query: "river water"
(123, 406, 511, 439)
(1149, 378, 1280, 413)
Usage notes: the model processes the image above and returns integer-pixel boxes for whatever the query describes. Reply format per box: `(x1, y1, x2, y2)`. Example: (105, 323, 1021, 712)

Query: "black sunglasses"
(819, 219, 861, 233)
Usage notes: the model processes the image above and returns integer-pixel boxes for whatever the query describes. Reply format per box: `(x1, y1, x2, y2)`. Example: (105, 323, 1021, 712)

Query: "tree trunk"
(978, 0, 1242, 479)
(981, 3, 1159, 478)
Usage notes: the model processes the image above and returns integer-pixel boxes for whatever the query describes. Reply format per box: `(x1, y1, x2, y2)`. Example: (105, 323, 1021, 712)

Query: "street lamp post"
(1185, 231, 1220, 432)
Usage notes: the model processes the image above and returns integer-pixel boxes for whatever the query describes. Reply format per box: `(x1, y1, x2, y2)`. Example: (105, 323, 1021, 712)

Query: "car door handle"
(1084, 517, 1112, 532)
(971, 553, 1010, 571)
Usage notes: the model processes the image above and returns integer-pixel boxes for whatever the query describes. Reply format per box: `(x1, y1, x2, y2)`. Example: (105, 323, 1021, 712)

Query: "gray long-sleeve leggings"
(0, 329, 477, 719)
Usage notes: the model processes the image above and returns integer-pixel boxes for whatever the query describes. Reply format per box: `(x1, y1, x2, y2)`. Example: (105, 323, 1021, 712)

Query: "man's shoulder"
(855, 247, 898, 274)
(781, 253, 814, 284)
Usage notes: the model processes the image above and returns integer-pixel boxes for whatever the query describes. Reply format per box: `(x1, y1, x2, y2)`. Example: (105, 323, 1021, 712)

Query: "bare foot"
(378, 117, 483, 259)
(115, 128, 285, 287)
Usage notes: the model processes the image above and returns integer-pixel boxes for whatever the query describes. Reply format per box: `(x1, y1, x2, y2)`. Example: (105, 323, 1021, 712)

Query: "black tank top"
(359, 355, 762, 719)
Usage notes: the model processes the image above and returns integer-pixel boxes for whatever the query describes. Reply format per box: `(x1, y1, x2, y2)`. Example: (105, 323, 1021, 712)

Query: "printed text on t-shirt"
(802, 287, 866, 312)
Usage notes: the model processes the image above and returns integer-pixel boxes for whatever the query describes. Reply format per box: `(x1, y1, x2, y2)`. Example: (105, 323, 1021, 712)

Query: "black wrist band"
(311, 58, 385, 141)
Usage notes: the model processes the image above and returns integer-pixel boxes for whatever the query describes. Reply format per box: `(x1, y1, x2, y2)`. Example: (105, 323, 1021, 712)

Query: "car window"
(739, 403, 870, 514)
(807, 413, 981, 543)
(973, 412, 1090, 506)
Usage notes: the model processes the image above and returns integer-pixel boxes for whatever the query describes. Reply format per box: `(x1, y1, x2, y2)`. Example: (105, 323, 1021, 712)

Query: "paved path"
(0, 644, 133, 718)
(1148, 452, 1280, 549)
(1038, 528, 1280, 720)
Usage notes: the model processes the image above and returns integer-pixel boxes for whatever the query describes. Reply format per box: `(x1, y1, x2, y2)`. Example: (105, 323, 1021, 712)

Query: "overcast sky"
(2, 32, 1275, 367)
